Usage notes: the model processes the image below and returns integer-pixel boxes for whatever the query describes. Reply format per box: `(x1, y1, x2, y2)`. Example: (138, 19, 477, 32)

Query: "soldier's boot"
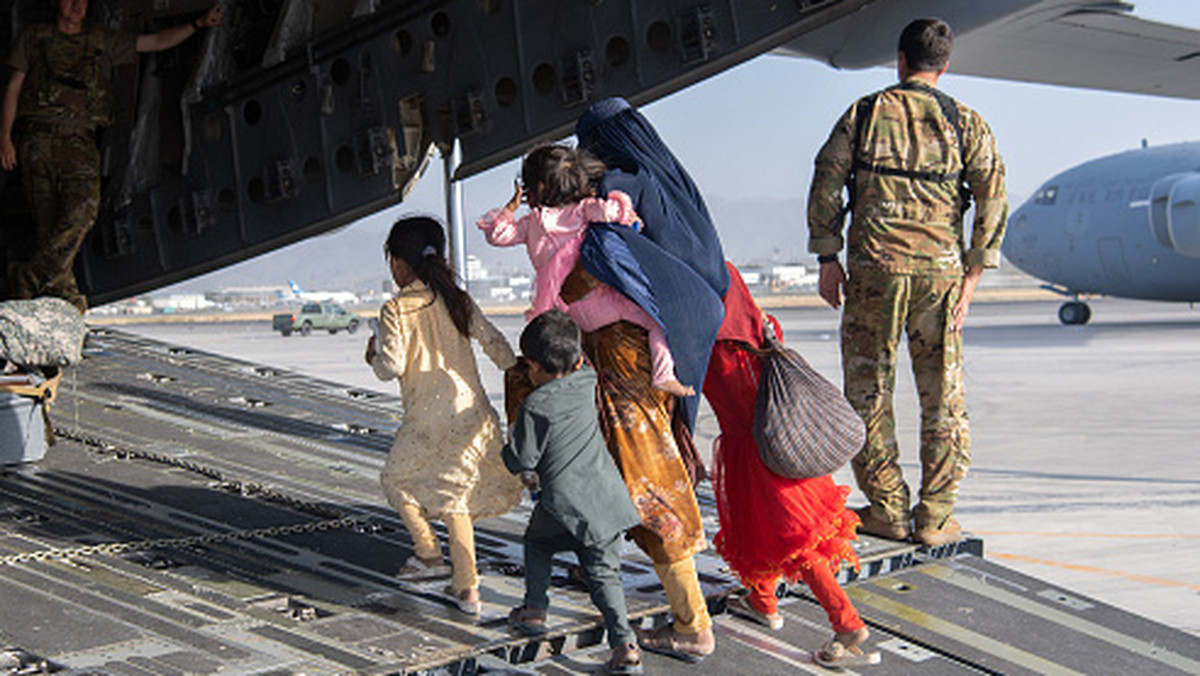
(912, 510, 963, 547)
(853, 505, 910, 541)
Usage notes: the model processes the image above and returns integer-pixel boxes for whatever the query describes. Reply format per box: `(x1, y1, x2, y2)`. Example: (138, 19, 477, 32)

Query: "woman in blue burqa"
(560, 97, 730, 661)
(570, 97, 868, 666)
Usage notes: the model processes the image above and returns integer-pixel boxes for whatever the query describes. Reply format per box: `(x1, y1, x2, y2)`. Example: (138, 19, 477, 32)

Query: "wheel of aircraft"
(1058, 301, 1092, 325)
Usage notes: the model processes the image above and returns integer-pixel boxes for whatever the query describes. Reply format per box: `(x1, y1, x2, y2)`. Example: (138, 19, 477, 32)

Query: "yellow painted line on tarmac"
(975, 530, 1200, 541)
(846, 584, 1087, 676)
(989, 552, 1200, 592)
(919, 564, 1200, 674)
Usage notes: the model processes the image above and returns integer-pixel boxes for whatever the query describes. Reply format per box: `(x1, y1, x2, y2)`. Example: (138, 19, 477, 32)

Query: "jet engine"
(1149, 172, 1200, 258)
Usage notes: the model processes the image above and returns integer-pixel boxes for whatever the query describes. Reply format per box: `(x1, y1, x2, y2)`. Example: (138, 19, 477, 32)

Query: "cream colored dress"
(372, 282, 522, 519)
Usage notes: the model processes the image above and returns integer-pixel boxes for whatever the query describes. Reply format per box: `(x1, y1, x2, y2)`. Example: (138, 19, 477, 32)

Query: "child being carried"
(478, 143, 693, 397)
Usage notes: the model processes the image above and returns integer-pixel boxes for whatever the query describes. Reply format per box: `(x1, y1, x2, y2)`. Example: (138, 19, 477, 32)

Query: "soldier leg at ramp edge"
(7, 126, 100, 313)
(842, 269, 970, 545)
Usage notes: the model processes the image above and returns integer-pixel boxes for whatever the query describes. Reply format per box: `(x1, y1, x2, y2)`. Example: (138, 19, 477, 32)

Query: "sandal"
(395, 555, 450, 579)
(813, 640, 881, 668)
(636, 623, 713, 663)
(443, 585, 481, 616)
(602, 642, 644, 675)
(726, 594, 783, 630)
(507, 605, 548, 636)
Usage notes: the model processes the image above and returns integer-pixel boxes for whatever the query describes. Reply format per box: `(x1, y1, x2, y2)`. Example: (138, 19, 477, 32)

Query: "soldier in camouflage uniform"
(807, 18, 1008, 547)
(0, 0, 223, 312)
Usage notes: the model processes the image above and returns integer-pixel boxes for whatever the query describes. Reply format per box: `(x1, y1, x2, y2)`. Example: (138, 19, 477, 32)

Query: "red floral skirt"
(706, 340, 860, 589)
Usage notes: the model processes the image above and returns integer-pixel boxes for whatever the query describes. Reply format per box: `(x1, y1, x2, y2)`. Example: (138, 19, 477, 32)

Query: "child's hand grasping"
(505, 181, 523, 213)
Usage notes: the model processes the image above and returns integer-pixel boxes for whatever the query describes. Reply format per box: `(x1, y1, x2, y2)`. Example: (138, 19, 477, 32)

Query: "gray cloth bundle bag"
(0, 297, 86, 367)
(752, 323, 866, 479)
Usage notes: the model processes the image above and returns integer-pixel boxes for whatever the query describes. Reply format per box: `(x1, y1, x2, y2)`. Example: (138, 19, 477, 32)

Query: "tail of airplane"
(288, 280, 304, 296)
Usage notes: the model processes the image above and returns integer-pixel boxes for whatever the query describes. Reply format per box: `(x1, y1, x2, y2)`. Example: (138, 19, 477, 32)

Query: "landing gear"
(1058, 301, 1091, 325)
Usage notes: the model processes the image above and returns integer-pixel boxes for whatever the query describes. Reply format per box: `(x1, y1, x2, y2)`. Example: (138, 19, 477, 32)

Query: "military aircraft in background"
(282, 280, 358, 305)
(1003, 141, 1200, 325)
(5, 0, 1200, 306)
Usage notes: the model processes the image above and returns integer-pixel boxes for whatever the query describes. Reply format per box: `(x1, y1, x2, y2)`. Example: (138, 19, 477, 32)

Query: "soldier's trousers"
(10, 129, 101, 313)
(841, 268, 970, 528)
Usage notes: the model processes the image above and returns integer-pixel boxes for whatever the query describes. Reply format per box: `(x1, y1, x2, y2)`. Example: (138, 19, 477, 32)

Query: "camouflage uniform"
(6, 24, 137, 312)
(807, 76, 1008, 529)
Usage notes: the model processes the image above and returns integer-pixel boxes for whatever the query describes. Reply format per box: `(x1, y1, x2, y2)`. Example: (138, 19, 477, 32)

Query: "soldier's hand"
(818, 260, 846, 309)
(951, 265, 983, 332)
(0, 136, 16, 171)
(200, 4, 224, 28)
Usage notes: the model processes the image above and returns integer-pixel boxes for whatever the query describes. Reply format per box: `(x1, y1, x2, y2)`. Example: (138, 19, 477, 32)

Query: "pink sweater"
(477, 191, 640, 320)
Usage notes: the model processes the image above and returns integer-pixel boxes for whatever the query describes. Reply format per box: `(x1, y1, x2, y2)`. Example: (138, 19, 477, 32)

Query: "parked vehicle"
(272, 302, 360, 336)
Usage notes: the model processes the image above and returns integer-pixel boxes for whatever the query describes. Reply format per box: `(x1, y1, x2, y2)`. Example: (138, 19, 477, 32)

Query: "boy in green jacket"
(503, 310, 644, 675)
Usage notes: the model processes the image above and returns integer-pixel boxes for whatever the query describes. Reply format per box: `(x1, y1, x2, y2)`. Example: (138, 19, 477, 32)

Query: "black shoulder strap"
(849, 82, 972, 215)
(896, 80, 965, 158)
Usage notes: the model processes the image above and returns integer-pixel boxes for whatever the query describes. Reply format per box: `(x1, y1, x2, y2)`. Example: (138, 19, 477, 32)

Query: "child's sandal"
(507, 605, 548, 635)
(602, 643, 643, 675)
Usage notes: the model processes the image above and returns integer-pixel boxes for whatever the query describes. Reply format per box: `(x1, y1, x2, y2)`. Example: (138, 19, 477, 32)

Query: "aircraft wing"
(775, 0, 1200, 100)
(950, 6, 1200, 100)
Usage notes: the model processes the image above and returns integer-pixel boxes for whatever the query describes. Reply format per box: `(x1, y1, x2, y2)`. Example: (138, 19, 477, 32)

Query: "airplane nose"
(1002, 205, 1035, 264)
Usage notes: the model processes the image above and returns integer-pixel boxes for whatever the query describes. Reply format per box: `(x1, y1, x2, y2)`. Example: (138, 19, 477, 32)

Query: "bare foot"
(655, 379, 695, 397)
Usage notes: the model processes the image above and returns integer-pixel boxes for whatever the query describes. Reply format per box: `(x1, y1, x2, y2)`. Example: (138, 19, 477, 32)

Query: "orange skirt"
(583, 321, 707, 564)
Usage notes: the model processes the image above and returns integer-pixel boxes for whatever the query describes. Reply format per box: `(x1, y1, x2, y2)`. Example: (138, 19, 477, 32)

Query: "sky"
(172, 0, 1200, 291)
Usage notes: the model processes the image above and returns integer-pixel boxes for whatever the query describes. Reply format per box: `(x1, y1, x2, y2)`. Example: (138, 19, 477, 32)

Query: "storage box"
(0, 385, 47, 465)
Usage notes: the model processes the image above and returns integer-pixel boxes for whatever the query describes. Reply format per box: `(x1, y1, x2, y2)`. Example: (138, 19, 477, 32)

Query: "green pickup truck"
(272, 302, 361, 336)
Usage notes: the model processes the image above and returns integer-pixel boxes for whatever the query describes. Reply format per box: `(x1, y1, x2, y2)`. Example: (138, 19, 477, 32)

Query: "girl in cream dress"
(365, 216, 522, 615)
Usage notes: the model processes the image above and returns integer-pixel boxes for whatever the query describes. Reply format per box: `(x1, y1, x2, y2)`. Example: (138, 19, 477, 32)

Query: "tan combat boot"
(913, 516, 963, 547)
(853, 506, 910, 541)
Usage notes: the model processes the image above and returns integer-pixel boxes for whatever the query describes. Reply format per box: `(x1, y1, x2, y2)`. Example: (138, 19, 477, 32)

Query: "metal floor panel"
(837, 555, 1200, 676)
(2, 328, 1132, 675)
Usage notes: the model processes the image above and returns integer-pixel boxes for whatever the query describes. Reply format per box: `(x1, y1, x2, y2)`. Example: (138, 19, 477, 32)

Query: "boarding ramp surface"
(2, 328, 1198, 675)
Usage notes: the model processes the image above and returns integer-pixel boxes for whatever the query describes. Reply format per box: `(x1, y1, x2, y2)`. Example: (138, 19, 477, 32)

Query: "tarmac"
(117, 294, 1200, 640)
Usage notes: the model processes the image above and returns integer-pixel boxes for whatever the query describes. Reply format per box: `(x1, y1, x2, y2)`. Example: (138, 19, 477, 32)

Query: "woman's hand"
(363, 335, 376, 365)
(505, 181, 523, 213)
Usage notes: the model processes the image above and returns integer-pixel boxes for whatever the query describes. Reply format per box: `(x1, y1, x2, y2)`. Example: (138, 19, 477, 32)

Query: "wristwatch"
(817, 254, 838, 264)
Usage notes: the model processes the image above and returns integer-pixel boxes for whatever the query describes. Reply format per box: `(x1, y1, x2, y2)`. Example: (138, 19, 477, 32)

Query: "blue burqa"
(576, 98, 729, 430)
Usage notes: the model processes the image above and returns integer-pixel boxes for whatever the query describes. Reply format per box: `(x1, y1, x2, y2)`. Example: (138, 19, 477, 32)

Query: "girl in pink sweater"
(479, 144, 693, 397)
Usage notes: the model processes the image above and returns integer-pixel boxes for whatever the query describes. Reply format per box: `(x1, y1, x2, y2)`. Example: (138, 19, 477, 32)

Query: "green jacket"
(503, 367, 641, 547)
(10, 24, 138, 128)
(808, 76, 1008, 276)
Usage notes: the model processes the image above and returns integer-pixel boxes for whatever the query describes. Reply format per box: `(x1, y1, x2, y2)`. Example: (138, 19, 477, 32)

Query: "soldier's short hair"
(898, 18, 953, 72)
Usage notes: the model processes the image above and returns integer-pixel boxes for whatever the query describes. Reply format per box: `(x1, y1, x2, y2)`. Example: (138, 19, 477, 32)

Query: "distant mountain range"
(160, 195, 817, 297)
(159, 189, 1030, 297)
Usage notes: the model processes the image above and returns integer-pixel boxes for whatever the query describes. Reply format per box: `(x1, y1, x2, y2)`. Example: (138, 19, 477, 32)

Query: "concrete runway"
(119, 297, 1200, 637)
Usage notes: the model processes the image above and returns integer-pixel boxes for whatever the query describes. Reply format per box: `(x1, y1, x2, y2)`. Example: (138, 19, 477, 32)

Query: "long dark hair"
(383, 216, 471, 337)
(521, 144, 605, 208)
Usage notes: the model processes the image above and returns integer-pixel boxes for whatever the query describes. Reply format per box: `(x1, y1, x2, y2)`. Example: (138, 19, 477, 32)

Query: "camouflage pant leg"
(906, 275, 970, 529)
(10, 130, 100, 312)
(842, 270, 910, 524)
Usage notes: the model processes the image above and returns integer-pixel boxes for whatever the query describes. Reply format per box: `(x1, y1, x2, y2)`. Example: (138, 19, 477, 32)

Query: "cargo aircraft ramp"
(2, 328, 1199, 675)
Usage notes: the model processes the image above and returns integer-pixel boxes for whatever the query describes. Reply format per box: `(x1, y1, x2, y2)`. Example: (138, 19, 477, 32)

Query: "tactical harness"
(846, 80, 973, 220)
(27, 25, 112, 127)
